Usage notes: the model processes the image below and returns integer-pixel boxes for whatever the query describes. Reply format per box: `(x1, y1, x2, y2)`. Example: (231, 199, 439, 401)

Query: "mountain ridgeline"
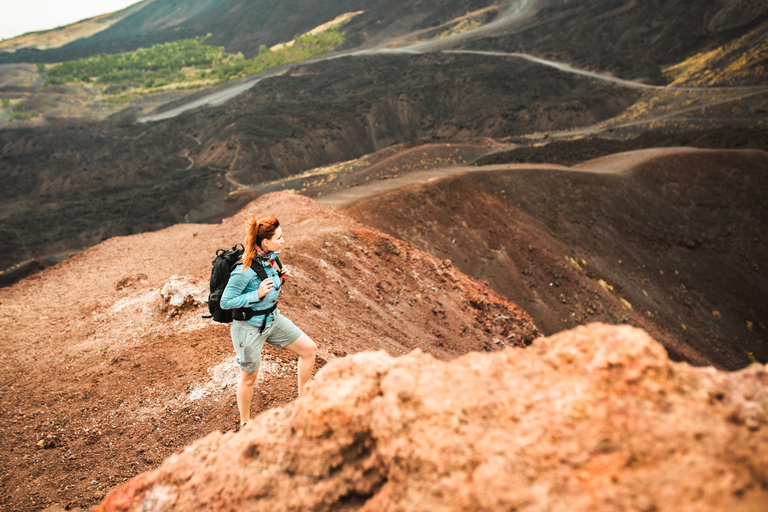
(0, 0, 765, 82)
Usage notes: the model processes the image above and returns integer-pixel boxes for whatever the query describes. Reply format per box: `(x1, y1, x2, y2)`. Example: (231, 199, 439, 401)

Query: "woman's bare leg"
(237, 368, 259, 425)
(286, 333, 317, 397)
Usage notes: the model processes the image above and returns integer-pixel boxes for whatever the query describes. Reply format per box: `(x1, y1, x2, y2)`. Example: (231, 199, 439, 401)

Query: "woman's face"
(262, 226, 284, 253)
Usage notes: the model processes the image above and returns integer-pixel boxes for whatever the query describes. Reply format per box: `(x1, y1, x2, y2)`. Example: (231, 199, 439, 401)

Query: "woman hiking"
(220, 214, 317, 429)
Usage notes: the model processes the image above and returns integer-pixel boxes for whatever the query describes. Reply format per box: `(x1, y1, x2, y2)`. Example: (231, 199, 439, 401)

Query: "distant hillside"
(0, 52, 641, 276)
(0, 0, 496, 64)
(1, 0, 767, 287)
(0, 0, 153, 52)
(664, 19, 768, 87)
(464, 0, 768, 83)
(2, 0, 766, 87)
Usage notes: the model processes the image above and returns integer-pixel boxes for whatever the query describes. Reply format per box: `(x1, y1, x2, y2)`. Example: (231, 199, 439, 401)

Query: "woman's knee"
(306, 337, 317, 358)
(293, 334, 317, 358)
(240, 369, 259, 385)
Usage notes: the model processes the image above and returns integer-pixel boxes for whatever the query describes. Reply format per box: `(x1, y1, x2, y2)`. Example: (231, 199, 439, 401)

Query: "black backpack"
(206, 244, 244, 323)
(205, 243, 283, 323)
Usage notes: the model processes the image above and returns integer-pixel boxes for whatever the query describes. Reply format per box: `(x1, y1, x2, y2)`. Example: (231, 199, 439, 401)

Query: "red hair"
(242, 214, 279, 270)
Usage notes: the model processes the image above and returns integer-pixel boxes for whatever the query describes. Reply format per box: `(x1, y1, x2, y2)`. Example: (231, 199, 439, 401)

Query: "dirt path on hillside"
(319, 163, 564, 207)
(318, 148, 686, 207)
(442, 50, 768, 92)
(139, 70, 289, 123)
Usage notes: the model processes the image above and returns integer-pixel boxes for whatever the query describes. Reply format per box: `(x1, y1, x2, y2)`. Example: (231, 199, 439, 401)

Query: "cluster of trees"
(43, 28, 345, 93)
(211, 29, 345, 81)
(45, 36, 223, 89)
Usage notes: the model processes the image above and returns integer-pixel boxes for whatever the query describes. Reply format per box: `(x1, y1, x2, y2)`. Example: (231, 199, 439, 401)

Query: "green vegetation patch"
(8, 100, 38, 122)
(44, 27, 346, 94)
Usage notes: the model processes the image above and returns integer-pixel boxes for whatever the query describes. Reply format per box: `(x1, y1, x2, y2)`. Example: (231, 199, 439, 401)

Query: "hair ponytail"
(242, 214, 279, 270)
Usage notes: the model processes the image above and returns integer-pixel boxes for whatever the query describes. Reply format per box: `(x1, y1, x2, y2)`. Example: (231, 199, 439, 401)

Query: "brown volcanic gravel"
(0, 192, 538, 511)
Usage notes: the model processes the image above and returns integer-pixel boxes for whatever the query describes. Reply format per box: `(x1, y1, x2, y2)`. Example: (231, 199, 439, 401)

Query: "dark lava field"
(1, 1, 768, 510)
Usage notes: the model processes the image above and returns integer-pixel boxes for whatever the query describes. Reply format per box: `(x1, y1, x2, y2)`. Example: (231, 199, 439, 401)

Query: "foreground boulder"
(95, 323, 767, 511)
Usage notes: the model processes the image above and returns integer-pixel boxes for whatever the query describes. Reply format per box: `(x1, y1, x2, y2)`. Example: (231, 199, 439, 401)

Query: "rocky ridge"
(94, 323, 768, 511)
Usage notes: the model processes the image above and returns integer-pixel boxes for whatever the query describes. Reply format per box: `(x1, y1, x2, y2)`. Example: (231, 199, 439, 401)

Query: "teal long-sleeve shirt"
(220, 261, 282, 328)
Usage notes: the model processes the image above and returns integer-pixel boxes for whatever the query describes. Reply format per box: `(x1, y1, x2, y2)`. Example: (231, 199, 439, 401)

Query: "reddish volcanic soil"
(0, 146, 766, 512)
(0, 192, 537, 511)
(341, 147, 768, 371)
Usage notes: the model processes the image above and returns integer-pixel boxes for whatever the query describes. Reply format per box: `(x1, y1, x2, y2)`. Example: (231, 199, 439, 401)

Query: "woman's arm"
(220, 268, 263, 310)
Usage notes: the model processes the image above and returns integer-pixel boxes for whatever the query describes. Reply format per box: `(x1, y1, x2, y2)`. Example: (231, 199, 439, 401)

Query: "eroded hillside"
(0, 52, 641, 277)
(1, 0, 766, 285)
(341, 147, 768, 371)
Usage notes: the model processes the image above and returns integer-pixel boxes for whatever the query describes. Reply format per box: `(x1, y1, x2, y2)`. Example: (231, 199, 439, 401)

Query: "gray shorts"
(230, 311, 303, 373)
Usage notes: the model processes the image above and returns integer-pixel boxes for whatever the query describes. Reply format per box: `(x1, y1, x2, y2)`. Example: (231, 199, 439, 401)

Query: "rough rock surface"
(94, 323, 768, 511)
(159, 275, 209, 316)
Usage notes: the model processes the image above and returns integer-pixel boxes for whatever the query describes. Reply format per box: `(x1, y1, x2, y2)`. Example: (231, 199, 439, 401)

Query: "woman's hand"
(258, 278, 275, 299)
(279, 266, 293, 281)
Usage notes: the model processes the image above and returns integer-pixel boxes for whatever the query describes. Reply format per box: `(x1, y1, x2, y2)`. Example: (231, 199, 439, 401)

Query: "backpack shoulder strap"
(252, 261, 269, 281)
(275, 256, 283, 271)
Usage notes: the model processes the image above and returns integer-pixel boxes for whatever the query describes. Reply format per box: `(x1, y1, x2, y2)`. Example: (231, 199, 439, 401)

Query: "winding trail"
(381, 0, 538, 53)
(139, 70, 287, 123)
(133, 0, 582, 122)
(543, 88, 768, 139)
(137, 0, 767, 127)
(317, 147, 721, 208)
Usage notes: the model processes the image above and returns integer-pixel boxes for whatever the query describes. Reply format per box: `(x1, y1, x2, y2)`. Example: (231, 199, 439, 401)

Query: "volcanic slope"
(0, 52, 640, 280)
(460, 0, 768, 84)
(340, 146, 768, 371)
(2, 0, 765, 89)
(0, 192, 538, 512)
(0, 0, 498, 63)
